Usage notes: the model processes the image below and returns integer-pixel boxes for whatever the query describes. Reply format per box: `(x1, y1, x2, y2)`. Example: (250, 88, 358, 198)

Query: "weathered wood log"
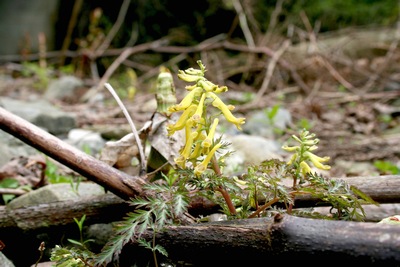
(123, 214, 400, 266)
(0, 193, 129, 230)
(0, 107, 147, 200)
(294, 175, 400, 207)
(1, 175, 400, 231)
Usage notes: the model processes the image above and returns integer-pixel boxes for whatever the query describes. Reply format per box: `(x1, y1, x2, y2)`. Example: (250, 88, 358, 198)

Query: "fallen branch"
(0, 107, 147, 200)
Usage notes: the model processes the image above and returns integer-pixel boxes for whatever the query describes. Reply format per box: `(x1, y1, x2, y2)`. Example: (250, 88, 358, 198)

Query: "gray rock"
(66, 128, 106, 156)
(44, 76, 84, 102)
(243, 108, 292, 138)
(0, 252, 15, 267)
(223, 134, 284, 174)
(6, 183, 106, 210)
(0, 97, 76, 135)
(0, 131, 38, 166)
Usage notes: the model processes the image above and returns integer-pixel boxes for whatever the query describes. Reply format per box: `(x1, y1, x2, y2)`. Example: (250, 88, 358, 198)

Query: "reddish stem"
(211, 156, 237, 215)
(248, 197, 280, 218)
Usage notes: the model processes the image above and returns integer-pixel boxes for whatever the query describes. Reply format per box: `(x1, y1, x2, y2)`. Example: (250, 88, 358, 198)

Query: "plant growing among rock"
(51, 60, 377, 267)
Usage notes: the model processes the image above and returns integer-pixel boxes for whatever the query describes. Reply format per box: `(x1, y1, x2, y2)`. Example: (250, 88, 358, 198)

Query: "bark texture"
(124, 214, 400, 266)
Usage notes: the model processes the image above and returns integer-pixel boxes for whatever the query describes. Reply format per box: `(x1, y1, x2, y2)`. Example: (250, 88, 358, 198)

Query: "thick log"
(0, 107, 147, 200)
(1, 175, 400, 231)
(294, 175, 400, 207)
(125, 214, 400, 266)
(0, 193, 129, 229)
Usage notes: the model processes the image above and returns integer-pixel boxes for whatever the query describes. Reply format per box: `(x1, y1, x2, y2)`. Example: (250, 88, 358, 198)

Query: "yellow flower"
(167, 104, 197, 135)
(233, 176, 248, 187)
(213, 85, 228, 94)
(202, 118, 219, 148)
(304, 151, 331, 170)
(169, 87, 203, 112)
(207, 92, 245, 130)
(175, 155, 186, 169)
(189, 132, 206, 160)
(194, 143, 222, 176)
(183, 67, 204, 76)
(300, 161, 312, 175)
(191, 93, 206, 123)
(287, 153, 297, 165)
(185, 84, 200, 91)
(199, 80, 218, 92)
(177, 70, 204, 82)
(177, 124, 198, 167)
(282, 145, 300, 152)
(181, 130, 197, 159)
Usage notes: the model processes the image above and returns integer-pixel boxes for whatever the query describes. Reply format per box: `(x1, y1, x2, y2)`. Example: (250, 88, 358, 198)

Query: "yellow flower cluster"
(167, 60, 246, 175)
(282, 129, 330, 176)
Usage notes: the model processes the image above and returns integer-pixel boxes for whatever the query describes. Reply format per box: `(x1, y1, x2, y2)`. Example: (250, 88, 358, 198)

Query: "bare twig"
(59, 0, 83, 66)
(361, 37, 400, 92)
(232, 0, 255, 48)
(38, 32, 47, 69)
(104, 83, 147, 175)
(256, 39, 291, 100)
(80, 38, 168, 102)
(95, 0, 131, 57)
(260, 0, 284, 46)
(300, 10, 355, 91)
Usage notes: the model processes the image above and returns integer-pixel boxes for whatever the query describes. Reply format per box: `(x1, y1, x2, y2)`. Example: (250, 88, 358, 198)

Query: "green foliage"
(0, 178, 31, 204)
(296, 118, 313, 130)
(265, 104, 280, 122)
(50, 215, 96, 267)
(20, 62, 53, 90)
(45, 159, 74, 184)
(50, 245, 96, 267)
(255, 0, 399, 33)
(373, 160, 400, 175)
(67, 215, 95, 249)
(45, 158, 82, 194)
(94, 173, 189, 266)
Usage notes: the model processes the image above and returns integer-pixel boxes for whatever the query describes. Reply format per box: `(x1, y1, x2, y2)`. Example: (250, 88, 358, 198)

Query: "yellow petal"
(194, 143, 222, 176)
(174, 155, 186, 169)
(191, 93, 206, 123)
(300, 161, 312, 175)
(207, 92, 245, 130)
(287, 154, 297, 165)
(169, 87, 202, 112)
(177, 71, 203, 82)
(167, 104, 197, 135)
(202, 118, 219, 148)
(305, 152, 331, 170)
(282, 145, 300, 152)
(184, 67, 204, 76)
(213, 85, 228, 93)
(199, 80, 217, 92)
